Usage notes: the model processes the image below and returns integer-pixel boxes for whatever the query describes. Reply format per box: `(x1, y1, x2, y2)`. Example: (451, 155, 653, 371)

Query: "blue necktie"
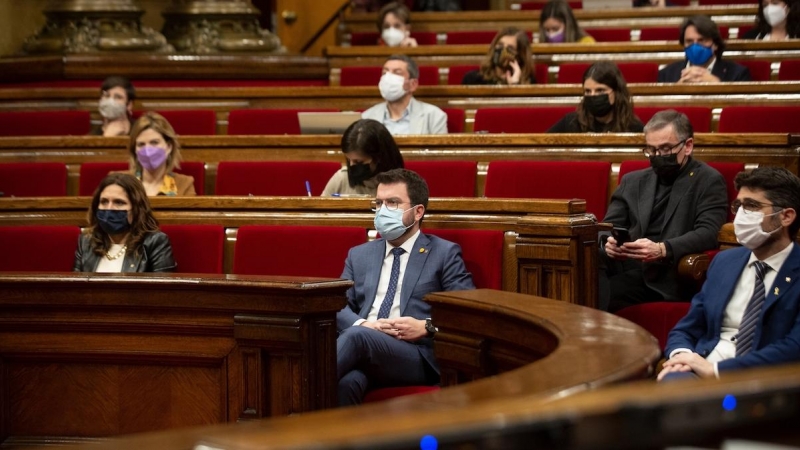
(377, 247, 405, 320)
(736, 261, 770, 357)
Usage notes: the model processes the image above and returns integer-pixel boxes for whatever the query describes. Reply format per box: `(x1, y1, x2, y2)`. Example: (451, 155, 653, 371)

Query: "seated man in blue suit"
(659, 167, 800, 380)
(336, 168, 475, 405)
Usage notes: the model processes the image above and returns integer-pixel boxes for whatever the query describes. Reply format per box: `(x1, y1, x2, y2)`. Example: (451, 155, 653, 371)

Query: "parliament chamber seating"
(442, 107, 466, 133)
(174, 161, 207, 195)
(78, 161, 206, 196)
(778, 59, 800, 80)
(349, 31, 438, 46)
(634, 106, 713, 133)
(638, 27, 680, 42)
(155, 109, 217, 136)
(558, 62, 659, 83)
(339, 66, 439, 86)
(585, 28, 633, 43)
(0, 162, 67, 197)
(447, 64, 479, 85)
(0, 111, 90, 136)
(473, 106, 574, 133)
(445, 30, 505, 45)
(736, 60, 772, 82)
(0, 225, 80, 271)
(404, 160, 477, 197)
(426, 228, 505, 290)
(718, 106, 800, 133)
(614, 302, 692, 350)
(159, 224, 224, 274)
(227, 108, 336, 135)
(215, 161, 341, 196)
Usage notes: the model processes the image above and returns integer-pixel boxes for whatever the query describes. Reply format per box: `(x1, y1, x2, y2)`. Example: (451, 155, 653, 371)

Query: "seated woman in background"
(539, 1, 595, 44)
(548, 61, 644, 133)
(461, 27, 536, 85)
(742, 0, 799, 40)
(74, 173, 175, 273)
(94, 76, 135, 137)
(321, 119, 404, 197)
(377, 2, 418, 47)
(126, 112, 195, 196)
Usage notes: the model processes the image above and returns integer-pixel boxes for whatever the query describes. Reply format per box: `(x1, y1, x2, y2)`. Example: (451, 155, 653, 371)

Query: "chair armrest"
(677, 252, 711, 282)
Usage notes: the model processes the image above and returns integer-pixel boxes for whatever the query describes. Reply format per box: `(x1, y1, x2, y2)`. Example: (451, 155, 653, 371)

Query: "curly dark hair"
(735, 167, 800, 238)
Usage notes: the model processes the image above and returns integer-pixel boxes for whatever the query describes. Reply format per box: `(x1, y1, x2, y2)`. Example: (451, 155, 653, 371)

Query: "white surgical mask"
(764, 4, 788, 27)
(98, 97, 127, 120)
(382, 27, 406, 47)
(733, 206, 783, 250)
(379, 72, 407, 102)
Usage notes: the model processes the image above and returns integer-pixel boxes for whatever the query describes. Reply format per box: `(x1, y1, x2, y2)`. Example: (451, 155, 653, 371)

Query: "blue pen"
(305, 180, 312, 197)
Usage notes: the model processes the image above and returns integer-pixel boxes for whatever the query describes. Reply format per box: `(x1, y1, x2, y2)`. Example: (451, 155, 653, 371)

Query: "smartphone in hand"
(611, 227, 631, 245)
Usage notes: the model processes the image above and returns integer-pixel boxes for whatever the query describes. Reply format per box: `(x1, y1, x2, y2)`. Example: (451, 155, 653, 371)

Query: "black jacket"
(547, 111, 644, 133)
(461, 69, 537, 85)
(657, 59, 752, 83)
(73, 231, 176, 272)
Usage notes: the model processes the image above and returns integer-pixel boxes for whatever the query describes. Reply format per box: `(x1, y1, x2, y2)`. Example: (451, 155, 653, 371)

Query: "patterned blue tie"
(736, 261, 770, 357)
(377, 247, 405, 320)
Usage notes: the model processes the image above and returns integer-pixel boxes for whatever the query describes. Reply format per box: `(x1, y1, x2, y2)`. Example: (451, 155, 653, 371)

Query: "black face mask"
(650, 153, 683, 180)
(96, 209, 131, 235)
(584, 94, 613, 117)
(347, 163, 374, 187)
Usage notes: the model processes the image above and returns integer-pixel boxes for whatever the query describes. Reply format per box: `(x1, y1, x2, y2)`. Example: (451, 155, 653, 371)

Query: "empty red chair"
(615, 302, 691, 350)
(417, 66, 441, 86)
(445, 30, 499, 45)
(585, 28, 631, 42)
(448, 65, 479, 85)
(0, 111, 91, 136)
(736, 60, 772, 82)
(79, 162, 129, 196)
(0, 225, 80, 271)
(778, 60, 800, 81)
(216, 161, 341, 196)
(558, 62, 658, 84)
(441, 107, 465, 133)
(618, 160, 650, 186)
(228, 109, 334, 135)
(473, 107, 574, 133)
(639, 27, 679, 41)
(174, 161, 206, 195)
(157, 110, 217, 135)
(160, 224, 224, 274)
(0, 162, 67, 197)
(634, 107, 712, 133)
(718, 106, 800, 133)
(425, 228, 504, 289)
(708, 162, 745, 221)
(341, 66, 439, 86)
(233, 225, 366, 277)
(405, 161, 477, 197)
(485, 161, 611, 219)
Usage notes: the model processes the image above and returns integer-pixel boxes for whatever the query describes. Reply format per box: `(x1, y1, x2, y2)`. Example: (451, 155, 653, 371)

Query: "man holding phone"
(600, 110, 728, 312)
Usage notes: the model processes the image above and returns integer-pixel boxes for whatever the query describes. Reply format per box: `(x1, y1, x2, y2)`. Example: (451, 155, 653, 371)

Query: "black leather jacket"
(73, 231, 176, 273)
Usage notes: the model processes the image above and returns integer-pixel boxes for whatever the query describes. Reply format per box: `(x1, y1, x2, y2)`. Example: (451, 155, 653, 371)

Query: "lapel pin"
(786, 277, 791, 282)
(689, 171, 694, 177)
(419, 248, 426, 253)
(774, 287, 780, 296)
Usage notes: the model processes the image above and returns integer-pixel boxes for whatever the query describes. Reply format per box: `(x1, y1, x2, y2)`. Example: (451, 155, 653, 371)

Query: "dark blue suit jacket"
(665, 243, 800, 372)
(657, 58, 752, 83)
(336, 232, 475, 373)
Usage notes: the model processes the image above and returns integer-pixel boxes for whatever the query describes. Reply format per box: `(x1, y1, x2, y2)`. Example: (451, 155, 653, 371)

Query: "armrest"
(678, 252, 711, 282)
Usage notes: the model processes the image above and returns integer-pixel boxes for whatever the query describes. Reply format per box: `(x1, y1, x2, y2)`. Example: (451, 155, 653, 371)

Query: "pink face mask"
(136, 145, 167, 172)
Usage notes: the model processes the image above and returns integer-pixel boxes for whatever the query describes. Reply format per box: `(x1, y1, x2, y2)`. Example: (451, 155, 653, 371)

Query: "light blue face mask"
(685, 43, 714, 66)
(374, 204, 416, 241)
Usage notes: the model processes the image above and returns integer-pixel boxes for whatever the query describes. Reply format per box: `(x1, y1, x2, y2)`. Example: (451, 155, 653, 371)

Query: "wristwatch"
(425, 318, 438, 337)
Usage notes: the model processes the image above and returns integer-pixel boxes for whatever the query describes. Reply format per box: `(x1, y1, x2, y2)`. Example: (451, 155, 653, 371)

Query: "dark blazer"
(461, 69, 537, 85)
(657, 59, 752, 83)
(665, 244, 800, 372)
(73, 231, 176, 272)
(603, 158, 728, 299)
(337, 233, 475, 373)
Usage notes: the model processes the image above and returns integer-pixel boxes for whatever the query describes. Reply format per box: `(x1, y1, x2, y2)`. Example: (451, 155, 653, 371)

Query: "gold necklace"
(105, 244, 127, 261)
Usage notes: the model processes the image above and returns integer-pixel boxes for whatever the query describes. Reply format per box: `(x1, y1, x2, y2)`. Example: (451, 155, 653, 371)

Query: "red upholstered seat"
(405, 161, 477, 197)
(448, 65, 479, 85)
(473, 107, 574, 133)
(349, 31, 437, 46)
(341, 66, 439, 86)
(0, 162, 67, 197)
(362, 385, 440, 403)
(519, 1, 581, 10)
(445, 30, 499, 45)
(157, 110, 217, 135)
(486, 161, 611, 219)
(558, 62, 659, 84)
(0, 225, 80, 271)
(227, 109, 335, 135)
(618, 160, 650, 185)
(634, 107, 713, 132)
(425, 228, 504, 289)
(615, 302, 691, 350)
(441, 107, 465, 133)
(174, 161, 206, 195)
(216, 161, 341, 196)
(718, 106, 800, 133)
(639, 27, 679, 41)
(233, 225, 366, 277)
(778, 60, 800, 81)
(159, 224, 224, 274)
(79, 162, 129, 196)
(0, 111, 91, 136)
(735, 60, 772, 82)
(585, 28, 631, 42)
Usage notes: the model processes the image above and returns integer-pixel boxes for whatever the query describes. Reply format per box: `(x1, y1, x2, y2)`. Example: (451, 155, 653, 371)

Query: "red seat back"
(157, 110, 217, 135)
(615, 302, 691, 350)
(735, 60, 772, 82)
(718, 106, 800, 133)
(228, 109, 335, 135)
(474, 107, 574, 133)
(558, 62, 659, 84)
(425, 228, 504, 289)
(341, 66, 438, 86)
(174, 161, 206, 195)
(441, 107, 465, 133)
(618, 160, 650, 186)
(233, 225, 366, 277)
(634, 107, 713, 133)
(585, 28, 631, 42)
(778, 60, 800, 81)
(639, 27, 679, 41)
(0, 111, 91, 136)
(446, 31, 499, 45)
(0, 225, 80, 271)
(485, 161, 611, 219)
(216, 161, 341, 196)
(160, 224, 224, 274)
(708, 162, 745, 221)
(448, 65, 479, 85)
(0, 162, 67, 197)
(405, 161, 477, 197)
(79, 162, 129, 196)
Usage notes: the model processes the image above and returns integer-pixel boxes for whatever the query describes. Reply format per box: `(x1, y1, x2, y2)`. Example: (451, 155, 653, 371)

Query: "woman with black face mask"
(73, 173, 175, 273)
(321, 119, 405, 197)
(547, 61, 644, 133)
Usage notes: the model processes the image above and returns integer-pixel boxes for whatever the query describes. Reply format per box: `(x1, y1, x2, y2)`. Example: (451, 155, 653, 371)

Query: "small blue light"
(420, 435, 438, 450)
(722, 394, 737, 411)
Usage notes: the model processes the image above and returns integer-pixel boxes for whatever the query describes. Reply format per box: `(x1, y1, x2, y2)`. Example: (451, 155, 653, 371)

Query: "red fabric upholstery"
(228, 109, 335, 135)
(425, 228, 504, 289)
(405, 161, 477, 197)
(174, 161, 206, 195)
(558, 62, 659, 84)
(362, 385, 440, 403)
(618, 160, 650, 186)
(157, 110, 217, 135)
(448, 65, 479, 85)
(708, 162, 745, 221)
(0, 111, 90, 136)
(0, 225, 80, 271)
(0, 80, 328, 89)
(446, 30, 500, 45)
(585, 28, 631, 42)
(778, 60, 800, 81)
(417, 66, 441, 86)
(639, 27, 680, 41)
(79, 162, 129, 196)
(350, 31, 437, 46)
(535, 64, 549, 84)
(159, 224, 224, 274)
(615, 302, 691, 350)
(341, 66, 438, 86)
(736, 60, 772, 82)
(634, 106, 713, 133)
(441, 107, 465, 133)
(485, 161, 611, 219)
(0, 162, 67, 197)
(233, 225, 366, 277)
(718, 106, 800, 133)
(518, 1, 581, 10)
(216, 161, 341, 196)
(473, 107, 574, 133)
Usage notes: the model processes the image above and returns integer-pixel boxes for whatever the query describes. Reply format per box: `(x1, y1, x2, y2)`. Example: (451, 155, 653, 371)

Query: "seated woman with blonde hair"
(74, 173, 175, 273)
(127, 112, 195, 196)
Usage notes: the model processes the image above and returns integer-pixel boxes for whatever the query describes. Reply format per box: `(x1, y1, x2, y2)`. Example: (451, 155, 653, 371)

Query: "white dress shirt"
(381, 102, 412, 136)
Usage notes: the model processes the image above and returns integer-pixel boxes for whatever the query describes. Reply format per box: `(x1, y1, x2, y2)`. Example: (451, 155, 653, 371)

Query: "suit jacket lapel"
(763, 243, 800, 314)
(662, 159, 698, 231)
(400, 233, 431, 315)
(710, 250, 750, 331)
(360, 240, 387, 318)
(408, 98, 423, 134)
(638, 171, 657, 234)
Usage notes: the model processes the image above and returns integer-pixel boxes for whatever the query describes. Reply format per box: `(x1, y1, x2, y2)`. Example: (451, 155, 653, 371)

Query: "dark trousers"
(599, 249, 666, 313)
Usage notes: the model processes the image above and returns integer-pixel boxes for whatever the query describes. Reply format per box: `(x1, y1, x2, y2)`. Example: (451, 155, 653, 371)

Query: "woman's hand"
(505, 60, 522, 85)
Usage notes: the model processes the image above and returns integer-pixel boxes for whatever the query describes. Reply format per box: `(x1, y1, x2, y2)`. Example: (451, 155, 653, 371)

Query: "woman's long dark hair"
(751, 0, 800, 38)
(539, 0, 590, 43)
(341, 119, 404, 187)
(576, 61, 636, 132)
(478, 27, 534, 85)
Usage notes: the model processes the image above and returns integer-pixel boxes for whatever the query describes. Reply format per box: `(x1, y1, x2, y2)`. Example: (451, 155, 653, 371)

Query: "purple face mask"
(546, 30, 565, 43)
(136, 145, 168, 172)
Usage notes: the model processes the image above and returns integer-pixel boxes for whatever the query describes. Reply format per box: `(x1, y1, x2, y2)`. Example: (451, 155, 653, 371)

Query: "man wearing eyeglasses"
(659, 167, 800, 380)
(600, 109, 728, 312)
(336, 168, 475, 406)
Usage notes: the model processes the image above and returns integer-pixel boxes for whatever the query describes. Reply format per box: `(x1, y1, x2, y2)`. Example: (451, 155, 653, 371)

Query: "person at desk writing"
(73, 173, 175, 273)
(321, 119, 404, 197)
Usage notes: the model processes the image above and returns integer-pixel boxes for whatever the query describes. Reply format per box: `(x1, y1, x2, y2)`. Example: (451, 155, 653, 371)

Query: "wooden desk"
(0, 272, 350, 447)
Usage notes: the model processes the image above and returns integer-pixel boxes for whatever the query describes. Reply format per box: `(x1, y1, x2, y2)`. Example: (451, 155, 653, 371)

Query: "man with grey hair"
(600, 109, 728, 312)
(361, 54, 448, 135)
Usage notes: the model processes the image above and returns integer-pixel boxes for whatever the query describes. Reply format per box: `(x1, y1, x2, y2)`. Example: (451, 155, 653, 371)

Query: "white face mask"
(99, 97, 127, 120)
(379, 72, 407, 102)
(381, 27, 406, 47)
(764, 4, 788, 27)
(733, 206, 783, 250)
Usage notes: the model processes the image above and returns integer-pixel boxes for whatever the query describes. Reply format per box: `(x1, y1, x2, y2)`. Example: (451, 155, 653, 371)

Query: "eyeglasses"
(642, 140, 687, 158)
(731, 199, 780, 215)
(371, 199, 409, 212)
